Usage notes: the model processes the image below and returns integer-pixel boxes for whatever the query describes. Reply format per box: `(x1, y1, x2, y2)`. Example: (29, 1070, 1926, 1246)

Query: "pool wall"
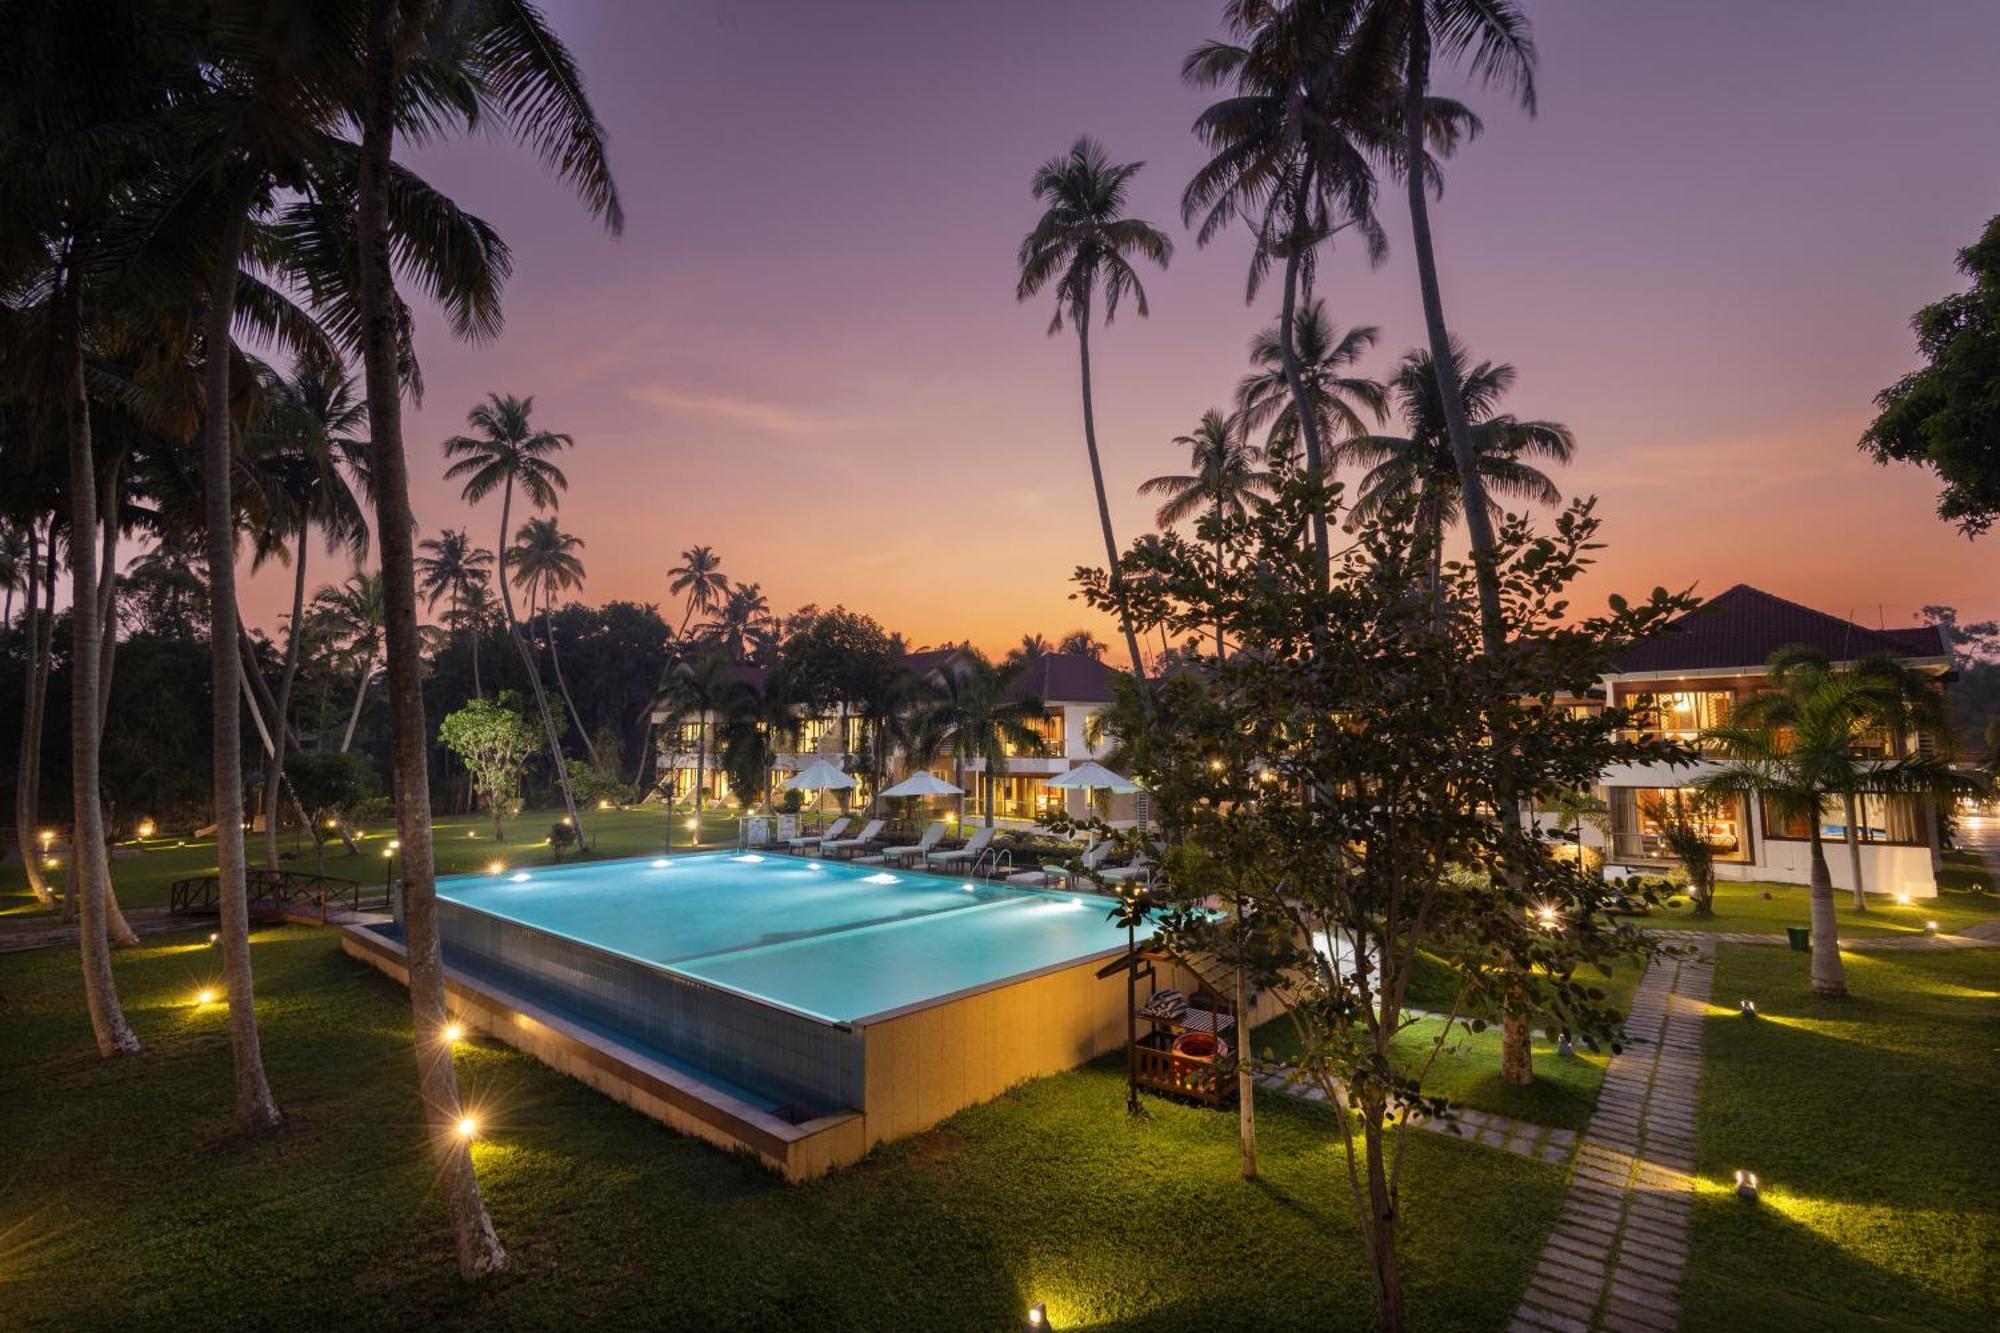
(435, 897, 863, 1113)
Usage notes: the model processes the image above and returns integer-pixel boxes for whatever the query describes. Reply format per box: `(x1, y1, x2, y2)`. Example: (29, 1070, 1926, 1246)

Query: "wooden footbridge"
(168, 869, 389, 926)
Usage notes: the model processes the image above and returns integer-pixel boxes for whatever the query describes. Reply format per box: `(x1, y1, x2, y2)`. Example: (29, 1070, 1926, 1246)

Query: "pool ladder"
(972, 847, 1013, 881)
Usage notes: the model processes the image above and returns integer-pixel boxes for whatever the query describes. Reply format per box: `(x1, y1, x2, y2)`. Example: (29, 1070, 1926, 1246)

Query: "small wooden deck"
(168, 869, 387, 926)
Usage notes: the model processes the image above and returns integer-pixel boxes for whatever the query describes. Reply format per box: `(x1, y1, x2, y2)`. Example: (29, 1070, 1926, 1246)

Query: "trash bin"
(1786, 926, 1810, 952)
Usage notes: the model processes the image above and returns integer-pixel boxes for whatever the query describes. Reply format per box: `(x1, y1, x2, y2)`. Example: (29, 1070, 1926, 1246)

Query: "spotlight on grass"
(443, 1022, 464, 1044)
(196, 988, 216, 1006)
(487, 861, 505, 875)
(1025, 1301, 1049, 1330)
(1734, 1169, 1759, 1203)
(208, 932, 219, 945)
(1739, 999, 1758, 1020)
(455, 1116, 478, 1141)
(1925, 920, 1940, 934)
(1895, 892, 1912, 906)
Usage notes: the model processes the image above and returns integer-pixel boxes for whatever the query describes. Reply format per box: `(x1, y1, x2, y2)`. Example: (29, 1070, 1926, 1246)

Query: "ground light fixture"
(208, 932, 219, 945)
(1740, 999, 1758, 1020)
(443, 1023, 464, 1044)
(455, 1116, 478, 1141)
(136, 819, 156, 839)
(1025, 1302, 1049, 1330)
(487, 860, 506, 875)
(1735, 1169, 1760, 1203)
(1925, 920, 1940, 934)
(1895, 893, 1913, 906)
(196, 988, 216, 1006)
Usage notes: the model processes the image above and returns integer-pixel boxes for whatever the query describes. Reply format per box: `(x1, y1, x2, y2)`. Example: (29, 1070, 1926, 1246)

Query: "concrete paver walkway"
(1512, 943, 1712, 1333)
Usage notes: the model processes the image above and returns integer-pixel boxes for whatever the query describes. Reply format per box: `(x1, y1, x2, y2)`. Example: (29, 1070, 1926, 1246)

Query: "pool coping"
(340, 920, 864, 1178)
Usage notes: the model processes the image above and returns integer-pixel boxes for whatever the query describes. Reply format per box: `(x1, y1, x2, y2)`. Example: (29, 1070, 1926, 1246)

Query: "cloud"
(626, 385, 867, 436)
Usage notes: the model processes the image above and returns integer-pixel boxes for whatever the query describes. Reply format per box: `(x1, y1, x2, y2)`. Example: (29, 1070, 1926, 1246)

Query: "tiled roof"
(899, 646, 965, 677)
(1010, 652, 1120, 704)
(1617, 585, 1951, 674)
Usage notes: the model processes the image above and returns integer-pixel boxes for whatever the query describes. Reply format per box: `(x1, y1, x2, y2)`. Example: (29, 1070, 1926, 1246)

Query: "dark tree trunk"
(15, 520, 54, 907)
(358, 0, 508, 1276)
(60, 264, 139, 1057)
(201, 182, 283, 1132)
(1074, 300, 1152, 703)
(496, 485, 586, 847)
(263, 530, 309, 867)
(1806, 824, 1848, 996)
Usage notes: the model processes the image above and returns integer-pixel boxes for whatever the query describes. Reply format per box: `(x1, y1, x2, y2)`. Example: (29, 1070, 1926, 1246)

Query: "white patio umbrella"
(879, 771, 964, 825)
(783, 760, 857, 824)
(1046, 761, 1142, 827)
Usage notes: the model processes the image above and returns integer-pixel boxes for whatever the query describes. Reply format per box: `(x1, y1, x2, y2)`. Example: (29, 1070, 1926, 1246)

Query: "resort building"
(650, 647, 1138, 826)
(1577, 585, 1953, 897)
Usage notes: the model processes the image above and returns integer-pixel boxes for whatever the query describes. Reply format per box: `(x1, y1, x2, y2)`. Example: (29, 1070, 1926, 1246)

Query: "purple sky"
(243, 0, 2000, 651)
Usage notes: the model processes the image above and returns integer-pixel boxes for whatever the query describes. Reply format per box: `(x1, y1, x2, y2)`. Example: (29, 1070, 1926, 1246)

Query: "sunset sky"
(243, 0, 2000, 653)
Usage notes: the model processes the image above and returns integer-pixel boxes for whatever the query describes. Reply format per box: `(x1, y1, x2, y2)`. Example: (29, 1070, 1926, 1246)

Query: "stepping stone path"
(1511, 942, 1712, 1333)
(1251, 1072, 1578, 1164)
(1649, 927, 1996, 952)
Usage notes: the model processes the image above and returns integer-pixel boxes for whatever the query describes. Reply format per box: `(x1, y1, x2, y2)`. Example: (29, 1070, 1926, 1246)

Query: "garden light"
(1025, 1302, 1049, 1330)
(686, 818, 699, 831)
(1734, 1169, 1759, 1203)
(1739, 999, 1758, 1020)
(559, 815, 572, 827)
(443, 1023, 464, 1044)
(208, 932, 219, 945)
(487, 861, 506, 875)
(1535, 904, 1560, 930)
(455, 1116, 478, 1141)
(196, 989, 216, 1006)
(137, 819, 156, 839)
(382, 848, 394, 860)
(389, 838, 401, 851)
(38, 829, 53, 849)
(325, 819, 338, 830)
(1925, 920, 1939, 934)
(598, 798, 613, 810)
(1895, 893, 1912, 906)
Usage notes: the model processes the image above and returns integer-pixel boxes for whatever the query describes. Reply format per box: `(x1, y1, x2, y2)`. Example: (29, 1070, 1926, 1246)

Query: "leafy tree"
(286, 750, 378, 869)
(438, 695, 539, 840)
(311, 570, 386, 754)
(1017, 135, 1170, 698)
(1081, 465, 1687, 1332)
(1861, 215, 2000, 535)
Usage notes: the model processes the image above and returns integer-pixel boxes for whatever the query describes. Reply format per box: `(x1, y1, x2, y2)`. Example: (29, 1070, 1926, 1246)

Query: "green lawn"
(1, 806, 747, 925)
(1682, 944, 1999, 1332)
(0, 925, 1567, 1331)
(1643, 871, 2000, 940)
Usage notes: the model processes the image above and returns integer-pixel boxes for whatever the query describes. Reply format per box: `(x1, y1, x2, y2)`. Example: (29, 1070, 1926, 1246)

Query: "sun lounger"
(881, 822, 947, 865)
(1099, 850, 1154, 885)
(924, 826, 993, 870)
(786, 816, 849, 852)
(821, 819, 885, 857)
(1040, 840, 1111, 887)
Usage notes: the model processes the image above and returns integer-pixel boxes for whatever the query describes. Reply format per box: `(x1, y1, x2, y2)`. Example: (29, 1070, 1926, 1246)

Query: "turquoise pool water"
(436, 851, 1130, 1024)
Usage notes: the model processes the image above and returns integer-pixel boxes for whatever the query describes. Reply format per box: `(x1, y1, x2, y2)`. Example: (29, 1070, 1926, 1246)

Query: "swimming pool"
(435, 851, 1129, 1024)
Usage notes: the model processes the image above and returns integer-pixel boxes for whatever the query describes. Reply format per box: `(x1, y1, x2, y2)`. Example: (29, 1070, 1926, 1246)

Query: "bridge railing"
(168, 869, 382, 923)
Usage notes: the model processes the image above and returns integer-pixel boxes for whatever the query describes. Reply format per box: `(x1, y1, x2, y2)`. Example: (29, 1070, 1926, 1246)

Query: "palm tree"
(247, 359, 369, 867)
(0, 525, 24, 625)
(509, 515, 597, 768)
(1698, 648, 1981, 997)
(1005, 633, 1054, 668)
(633, 544, 730, 789)
(351, 0, 619, 1279)
(1056, 629, 1108, 660)
(417, 528, 494, 698)
(1141, 409, 1273, 655)
(719, 665, 803, 813)
(442, 393, 588, 846)
(909, 652, 1048, 828)
(1335, 343, 1572, 584)
(1016, 136, 1171, 699)
(1375, 0, 1539, 660)
(312, 571, 387, 754)
(701, 580, 774, 661)
(1236, 300, 1387, 469)
(668, 544, 728, 639)
(652, 649, 739, 819)
(1181, 3, 1404, 566)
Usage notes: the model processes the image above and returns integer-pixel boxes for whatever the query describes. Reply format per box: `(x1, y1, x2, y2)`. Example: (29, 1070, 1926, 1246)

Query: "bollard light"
(1739, 999, 1758, 1020)
(1734, 1169, 1759, 1203)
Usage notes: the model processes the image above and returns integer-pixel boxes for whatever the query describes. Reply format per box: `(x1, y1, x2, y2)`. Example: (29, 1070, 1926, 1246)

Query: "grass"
(1642, 870, 2000, 940)
(0, 925, 1568, 1331)
(0, 806, 748, 925)
(1682, 944, 1999, 1332)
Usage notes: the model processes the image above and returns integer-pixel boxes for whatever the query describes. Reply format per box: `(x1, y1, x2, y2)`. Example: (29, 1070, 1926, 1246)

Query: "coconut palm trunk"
(1233, 896, 1256, 1179)
(495, 482, 586, 846)
(263, 530, 310, 867)
(357, 0, 508, 1277)
(1276, 184, 1333, 570)
(1401, 24, 1537, 1085)
(1805, 821, 1848, 996)
(339, 646, 375, 753)
(58, 271, 139, 1058)
(14, 519, 54, 908)
(542, 600, 599, 768)
(1074, 298, 1151, 698)
(92, 459, 142, 948)
(200, 184, 283, 1131)
(1842, 791, 1868, 910)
